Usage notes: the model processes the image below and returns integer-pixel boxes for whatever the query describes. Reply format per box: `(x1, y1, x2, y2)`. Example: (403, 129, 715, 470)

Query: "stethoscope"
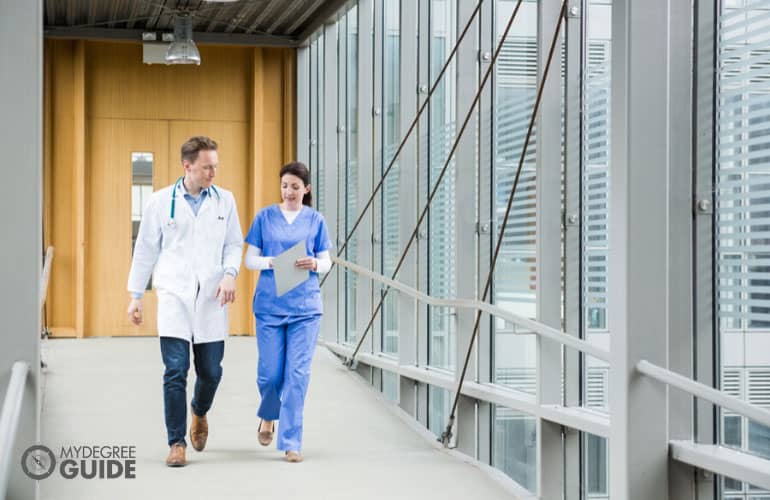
(168, 176, 221, 227)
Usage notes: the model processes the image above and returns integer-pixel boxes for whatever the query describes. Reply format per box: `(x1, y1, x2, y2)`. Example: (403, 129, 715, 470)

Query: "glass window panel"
(492, 406, 537, 492)
(724, 414, 743, 449)
(131, 152, 153, 291)
(584, 433, 608, 496)
(581, 1, 612, 495)
(335, 19, 345, 344)
(310, 34, 326, 214)
(427, 0, 457, 371)
(428, 385, 451, 438)
(338, 8, 359, 345)
(488, 0, 540, 399)
(491, 0, 538, 393)
(748, 421, 770, 460)
(717, 5, 770, 495)
(381, 0, 401, 356)
(382, 369, 399, 402)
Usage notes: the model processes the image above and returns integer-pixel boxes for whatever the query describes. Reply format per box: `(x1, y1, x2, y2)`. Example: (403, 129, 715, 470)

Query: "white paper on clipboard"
(272, 241, 309, 297)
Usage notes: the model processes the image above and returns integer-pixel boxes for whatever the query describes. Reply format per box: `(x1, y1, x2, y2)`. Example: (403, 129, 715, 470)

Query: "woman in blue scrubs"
(244, 161, 332, 463)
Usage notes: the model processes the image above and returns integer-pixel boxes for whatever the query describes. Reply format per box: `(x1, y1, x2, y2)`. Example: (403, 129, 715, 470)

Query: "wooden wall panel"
(244, 48, 294, 337)
(86, 119, 169, 337)
(74, 40, 86, 338)
(45, 40, 296, 338)
(86, 43, 251, 123)
(48, 40, 77, 337)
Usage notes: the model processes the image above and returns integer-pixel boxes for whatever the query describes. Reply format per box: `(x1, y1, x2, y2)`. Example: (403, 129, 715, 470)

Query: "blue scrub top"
(245, 204, 332, 316)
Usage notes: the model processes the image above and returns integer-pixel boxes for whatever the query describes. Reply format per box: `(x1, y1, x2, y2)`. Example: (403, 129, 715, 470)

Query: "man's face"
(184, 149, 218, 189)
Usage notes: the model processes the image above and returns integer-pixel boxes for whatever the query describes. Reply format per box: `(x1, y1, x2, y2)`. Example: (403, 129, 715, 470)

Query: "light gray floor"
(39, 337, 520, 500)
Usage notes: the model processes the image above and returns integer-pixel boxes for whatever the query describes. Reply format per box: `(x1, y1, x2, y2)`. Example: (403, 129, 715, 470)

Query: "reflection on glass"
(492, 0, 538, 394)
(493, 405, 537, 492)
(132, 152, 154, 291)
(427, 0, 457, 372)
(381, 0, 401, 356)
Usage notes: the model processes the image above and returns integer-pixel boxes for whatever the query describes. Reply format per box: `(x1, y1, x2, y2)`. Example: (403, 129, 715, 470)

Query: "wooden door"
(86, 119, 170, 336)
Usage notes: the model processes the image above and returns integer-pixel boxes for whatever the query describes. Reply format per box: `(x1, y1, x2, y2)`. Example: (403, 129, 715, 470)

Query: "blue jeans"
(160, 337, 224, 447)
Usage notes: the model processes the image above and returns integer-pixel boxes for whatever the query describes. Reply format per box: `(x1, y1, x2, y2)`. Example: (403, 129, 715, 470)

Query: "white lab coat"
(127, 182, 243, 343)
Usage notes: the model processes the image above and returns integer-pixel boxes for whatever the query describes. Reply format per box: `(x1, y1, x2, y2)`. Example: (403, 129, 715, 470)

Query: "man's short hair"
(181, 136, 218, 164)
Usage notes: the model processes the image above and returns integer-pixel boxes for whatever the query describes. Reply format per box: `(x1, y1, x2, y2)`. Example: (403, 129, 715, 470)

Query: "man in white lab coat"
(126, 136, 243, 467)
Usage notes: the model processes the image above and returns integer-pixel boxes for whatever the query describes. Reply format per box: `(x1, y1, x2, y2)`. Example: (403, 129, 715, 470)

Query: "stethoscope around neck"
(168, 176, 221, 227)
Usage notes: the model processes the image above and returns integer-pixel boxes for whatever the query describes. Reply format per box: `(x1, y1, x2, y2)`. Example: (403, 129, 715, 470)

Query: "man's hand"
(295, 257, 317, 271)
(127, 298, 143, 325)
(215, 274, 236, 306)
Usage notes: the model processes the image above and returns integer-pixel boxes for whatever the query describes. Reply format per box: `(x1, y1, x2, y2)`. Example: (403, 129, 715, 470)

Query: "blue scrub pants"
(255, 313, 322, 452)
(160, 337, 224, 447)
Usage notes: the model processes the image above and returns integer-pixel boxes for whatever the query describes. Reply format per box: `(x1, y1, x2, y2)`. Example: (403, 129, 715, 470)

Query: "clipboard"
(272, 241, 310, 297)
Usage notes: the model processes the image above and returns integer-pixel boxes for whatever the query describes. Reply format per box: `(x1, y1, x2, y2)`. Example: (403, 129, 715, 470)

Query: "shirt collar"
(179, 179, 209, 198)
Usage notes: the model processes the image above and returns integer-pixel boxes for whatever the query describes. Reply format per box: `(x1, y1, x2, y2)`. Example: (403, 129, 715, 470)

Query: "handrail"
(637, 360, 770, 429)
(331, 256, 611, 362)
(40, 246, 54, 307)
(0, 361, 30, 499)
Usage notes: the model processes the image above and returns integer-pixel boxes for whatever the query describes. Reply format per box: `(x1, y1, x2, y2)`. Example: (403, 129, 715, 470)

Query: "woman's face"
(281, 173, 309, 207)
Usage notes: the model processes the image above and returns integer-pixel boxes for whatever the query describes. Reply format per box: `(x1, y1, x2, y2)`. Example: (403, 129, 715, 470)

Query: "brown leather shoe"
(166, 443, 186, 467)
(190, 409, 208, 452)
(258, 419, 274, 447)
(285, 451, 303, 463)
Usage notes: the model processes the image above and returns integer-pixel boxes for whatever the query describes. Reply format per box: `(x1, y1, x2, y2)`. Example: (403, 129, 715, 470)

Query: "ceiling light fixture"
(165, 13, 200, 65)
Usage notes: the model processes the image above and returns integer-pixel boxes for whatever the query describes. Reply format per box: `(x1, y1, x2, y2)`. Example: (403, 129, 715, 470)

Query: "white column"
(609, 1, 675, 497)
(0, 0, 42, 498)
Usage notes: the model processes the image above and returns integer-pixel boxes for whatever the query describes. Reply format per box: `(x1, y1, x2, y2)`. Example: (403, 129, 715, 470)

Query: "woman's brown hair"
(279, 161, 312, 207)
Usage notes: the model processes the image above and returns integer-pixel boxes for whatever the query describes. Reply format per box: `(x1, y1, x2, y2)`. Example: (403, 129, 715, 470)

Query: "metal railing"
(637, 360, 770, 489)
(327, 256, 611, 438)
(0, 361, 30, 500)
(328, 256, 770, 490)
(637, 360, 770, 429)
(331, 256, 610, 362)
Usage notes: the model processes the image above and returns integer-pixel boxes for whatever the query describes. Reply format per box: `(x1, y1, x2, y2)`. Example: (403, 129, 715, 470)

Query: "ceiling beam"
(285, 0, 325, 36)
(296, 0, 351, 46)
(44, 26, 299, 47)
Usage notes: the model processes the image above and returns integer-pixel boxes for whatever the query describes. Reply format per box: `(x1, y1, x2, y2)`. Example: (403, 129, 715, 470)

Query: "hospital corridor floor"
(38, 336, 519, 500)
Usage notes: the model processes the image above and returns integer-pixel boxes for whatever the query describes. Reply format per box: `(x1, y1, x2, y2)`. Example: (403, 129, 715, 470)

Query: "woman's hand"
(295, 257, 317, 271)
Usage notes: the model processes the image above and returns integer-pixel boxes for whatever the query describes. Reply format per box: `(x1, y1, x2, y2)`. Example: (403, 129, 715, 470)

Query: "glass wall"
(427, 0, 457, 373)
(493, 406, 537, 492)
(380, 0, 401, 356)
(339, 7, 359, 344)
(488, 0, 541, 488)
(717, 0, 770, 497)
(582, 0, 612, 498)
(298, 0, 623, 497)
(491, 0, 539, 398)
(309, 34, 325, 214)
